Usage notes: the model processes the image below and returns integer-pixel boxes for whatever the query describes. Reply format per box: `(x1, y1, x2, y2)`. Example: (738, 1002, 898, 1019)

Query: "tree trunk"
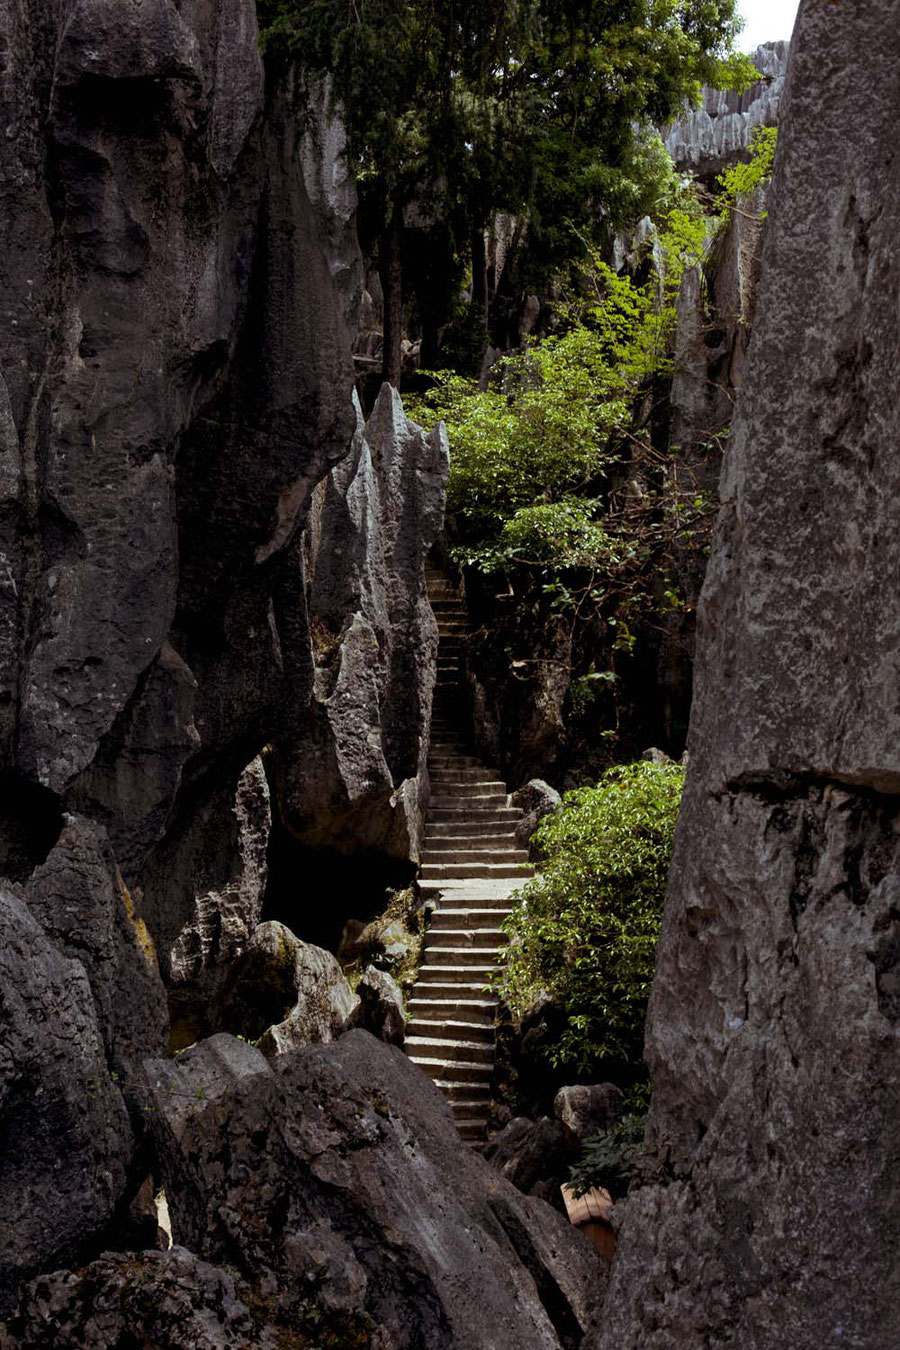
(379, 208, 403, 387)
(421, 316, 440, 370)
(471, 227, 488, 328)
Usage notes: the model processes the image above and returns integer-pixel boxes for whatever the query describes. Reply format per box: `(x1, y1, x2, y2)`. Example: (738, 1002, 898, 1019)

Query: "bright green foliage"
(500, 760, 685, 1080)
(716, 125, 778, 218)
(408, 204, 705, 576)
(459, 500, 619, 574)
(408, 261, 668, 543)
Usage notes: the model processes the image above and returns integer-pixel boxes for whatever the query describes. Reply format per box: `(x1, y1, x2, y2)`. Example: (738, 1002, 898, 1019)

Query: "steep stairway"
(406, 565, 535, 1143)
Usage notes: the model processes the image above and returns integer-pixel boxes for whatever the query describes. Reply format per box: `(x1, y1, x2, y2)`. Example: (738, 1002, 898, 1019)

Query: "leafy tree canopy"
(256, 0, 756, 374)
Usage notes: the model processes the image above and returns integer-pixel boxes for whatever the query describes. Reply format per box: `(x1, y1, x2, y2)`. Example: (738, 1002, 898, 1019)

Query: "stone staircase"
(405, 565, 534, 1143)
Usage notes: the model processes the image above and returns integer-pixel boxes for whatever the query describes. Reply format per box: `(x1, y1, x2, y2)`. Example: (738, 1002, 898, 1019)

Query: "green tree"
(257, 0, 754, 381)
(501, 760, 685, 1083)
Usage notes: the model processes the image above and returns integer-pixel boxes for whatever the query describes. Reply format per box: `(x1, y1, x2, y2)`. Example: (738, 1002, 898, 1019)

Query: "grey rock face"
(512, 779, 561, 854)
(156, 757, 271, 1043)
(553, 1086, 623, 1142)
(274, 384, 449, 863)
(25, 815, 168, 1079)
(215, 920, 356, 1056)
(350, 964, 406, 1046)
(596, 6, 900, 1347)
(0, 889, 132, 1316)
(0, 0, 362, 976)
(665, 42, 789, 179)
(482, 1116, 578, 1211)
(3, 1247, 280, 1350)
(669, 184, 768, 459)
(147, 1029, 605, 1348)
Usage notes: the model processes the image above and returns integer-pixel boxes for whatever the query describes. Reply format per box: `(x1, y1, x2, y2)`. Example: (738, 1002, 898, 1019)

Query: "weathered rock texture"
(665, 42, 789, 181)
(350, 964, 407, 1046)
(655, 178, 771, 741)
(596, 4, 900, 1346)
(0, 888, 133, 1315)
(214, 920, 356, 1056)
(0, 0, 369, 999)
(146, 1029, 605, 1349)
(3, 1247, 281, 1350)
(272, 384, 448, 865)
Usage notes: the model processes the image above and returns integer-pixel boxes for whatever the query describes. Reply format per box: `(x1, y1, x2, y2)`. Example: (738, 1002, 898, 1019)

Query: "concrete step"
(416, 961, 496, 980)
(430, 1079, 491, 1101)
(419, 943, 502, 966)
(429, 807, 521, 823)
(421, 861, 531, 880)
(407, 1018, 494, 1043)
(429, 770, 503, 784)
(449, 1097, 490, 1116)
(411, 1060, 493, 1084)
(407, 999, 496, 1015)
(424, 830, 519, 845)
(456, 1120, 487, 1142)
(421, 892, 517, 911)
(428, 757, 484, 771)
(409, 977, 495, 996)
(430, 793, 508, 809)
(422, 847, 528, 865)
(424, 925, 506, 948)
(407, 998, 495, 1022)
(407, 1031, 493, 1063)
(428, 781, 507, 798)
(426, 819, 520, 838)
(424, 905, 512, 926)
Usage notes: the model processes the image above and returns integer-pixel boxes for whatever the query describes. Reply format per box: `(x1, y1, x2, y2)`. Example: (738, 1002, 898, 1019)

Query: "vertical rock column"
(597, 3, 900, 1347)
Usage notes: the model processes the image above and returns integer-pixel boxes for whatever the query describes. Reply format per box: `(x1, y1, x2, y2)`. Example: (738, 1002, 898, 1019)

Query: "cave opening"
(0, 773, 65, 883)
(262, 814, 417, 954)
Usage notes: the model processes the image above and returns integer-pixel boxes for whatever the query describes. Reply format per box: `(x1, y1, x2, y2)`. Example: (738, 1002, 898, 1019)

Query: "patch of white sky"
(736, 0, 800, 51)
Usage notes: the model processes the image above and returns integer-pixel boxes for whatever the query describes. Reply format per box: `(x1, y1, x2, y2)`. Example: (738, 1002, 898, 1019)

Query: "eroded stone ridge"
(665, 41, 789, 180)
(596, 3, 900, 1345)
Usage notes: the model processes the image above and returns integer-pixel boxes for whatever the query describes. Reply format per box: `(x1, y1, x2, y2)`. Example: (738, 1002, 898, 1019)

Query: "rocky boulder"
(350, 965, 406, 1046)
(0, 889, 133, 1317)
(482, 1117, 579, 1212)
(0, 0, 364, 1016)
(24, 815, 168, 1080)
(512, 779, 562, 855)
(146, 1029, 605, 1348)
(214, 921, 355, 1056)
(664, 41, 789, 181)
(553, 1086, 623, 1142)
(1, 1247, 282, 1350)
(596, 5, 900, 1347)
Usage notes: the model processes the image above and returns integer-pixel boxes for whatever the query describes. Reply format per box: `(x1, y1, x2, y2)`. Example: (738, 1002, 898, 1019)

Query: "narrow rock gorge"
(0, 1, 608, 1344)
(2, 0, 896, 1344)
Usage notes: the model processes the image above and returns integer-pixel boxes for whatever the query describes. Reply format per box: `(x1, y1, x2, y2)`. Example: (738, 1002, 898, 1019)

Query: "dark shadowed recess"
(263, 816, 416, 952)
(0, 773, 64, 882)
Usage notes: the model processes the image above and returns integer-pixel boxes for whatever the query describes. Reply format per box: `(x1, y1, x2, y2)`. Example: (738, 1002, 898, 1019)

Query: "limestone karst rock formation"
(0, 0, 451, 1323)
(273, 383, 449, 866)
(0, 0, 443, 1009)
(143, 1030, 605, 1349)
(665, 41, 789, 181)
(595, 4, 900, 1346)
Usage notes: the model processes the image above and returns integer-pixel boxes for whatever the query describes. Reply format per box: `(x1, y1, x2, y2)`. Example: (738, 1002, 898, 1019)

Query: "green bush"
(500, 760, 685, 1081)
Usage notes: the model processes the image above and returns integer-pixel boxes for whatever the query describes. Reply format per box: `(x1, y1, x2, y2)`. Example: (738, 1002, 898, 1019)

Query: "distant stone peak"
(664, 40, 790, 179)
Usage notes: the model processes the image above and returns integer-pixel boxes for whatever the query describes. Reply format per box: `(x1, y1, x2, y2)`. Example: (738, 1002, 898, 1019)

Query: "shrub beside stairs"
(406, 565, 534, 1143)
